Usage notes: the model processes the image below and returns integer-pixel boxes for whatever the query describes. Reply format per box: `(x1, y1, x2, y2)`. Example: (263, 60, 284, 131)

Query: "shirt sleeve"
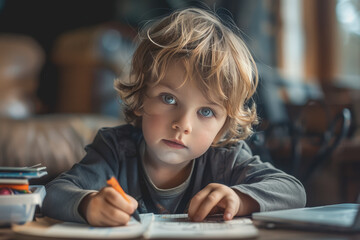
(42, 128, 122, 223)
(220, 141, 307, 212)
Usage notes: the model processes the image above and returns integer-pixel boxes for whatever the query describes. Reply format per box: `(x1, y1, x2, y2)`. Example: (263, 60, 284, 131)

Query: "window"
(335, 0, 360, 89)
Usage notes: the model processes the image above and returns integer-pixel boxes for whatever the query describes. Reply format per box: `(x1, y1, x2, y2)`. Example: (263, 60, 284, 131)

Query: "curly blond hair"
(115, 7, 258, 146)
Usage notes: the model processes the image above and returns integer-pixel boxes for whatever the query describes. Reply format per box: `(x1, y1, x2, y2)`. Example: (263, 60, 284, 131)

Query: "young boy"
(42, 8, 306, 227)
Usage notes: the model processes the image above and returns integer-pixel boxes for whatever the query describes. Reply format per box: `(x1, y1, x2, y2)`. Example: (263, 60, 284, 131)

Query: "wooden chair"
(290, 100, 352, 184)
(249, 99, 352, 186)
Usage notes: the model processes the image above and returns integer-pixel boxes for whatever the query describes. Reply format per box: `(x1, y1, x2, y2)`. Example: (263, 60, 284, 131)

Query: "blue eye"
(199, 108, 214, 118)
(161, 94, 176, 105)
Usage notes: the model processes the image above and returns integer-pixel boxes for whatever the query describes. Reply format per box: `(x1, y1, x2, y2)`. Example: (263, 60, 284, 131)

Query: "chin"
(157, 155, 192, 166)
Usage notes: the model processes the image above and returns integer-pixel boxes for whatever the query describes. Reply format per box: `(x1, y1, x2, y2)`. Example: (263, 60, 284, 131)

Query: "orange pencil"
(107, 176, 141, 222)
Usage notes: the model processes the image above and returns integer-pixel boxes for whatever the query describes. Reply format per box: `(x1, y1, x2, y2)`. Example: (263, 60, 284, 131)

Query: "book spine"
(0, 184, 29, 191)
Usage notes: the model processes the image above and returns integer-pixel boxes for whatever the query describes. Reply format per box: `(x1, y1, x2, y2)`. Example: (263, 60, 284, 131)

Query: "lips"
(162, 139, 187, 149)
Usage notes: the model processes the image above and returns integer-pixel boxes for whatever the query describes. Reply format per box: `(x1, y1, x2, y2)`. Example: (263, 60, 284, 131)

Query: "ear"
(134, 109, 143, 117)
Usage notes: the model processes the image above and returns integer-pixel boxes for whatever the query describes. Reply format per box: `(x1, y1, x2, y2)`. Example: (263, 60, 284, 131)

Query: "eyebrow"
(156, 78, 188, 91)
(156, 81, 176, 91)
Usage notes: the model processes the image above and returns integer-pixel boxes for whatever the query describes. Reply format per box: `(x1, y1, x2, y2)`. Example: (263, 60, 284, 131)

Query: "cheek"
(195, 118, 226, 145)
(141, 112, 169, 144)
(142, 114, 166, 130)
(143, 98, 169, 115)
(189, 131, 216, 158)
(197, 132, 214, 147)
(192, 124, 222, 153)
(141, 98, 171, 139)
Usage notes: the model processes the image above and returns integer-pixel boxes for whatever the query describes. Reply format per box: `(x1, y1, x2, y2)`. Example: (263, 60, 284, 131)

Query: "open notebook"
(252, 203, 360, 232)
(13, 213, 258, 239)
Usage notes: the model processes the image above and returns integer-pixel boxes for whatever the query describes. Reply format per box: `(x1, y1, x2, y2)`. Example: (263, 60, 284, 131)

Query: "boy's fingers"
(197, 191, 224, 221)
(190, 191, 224, 221)
(102, 187, 134, 214)
(223, 201, 237, 220)
(128, 195, 139, 212)
(101, 207, 131, 226)
(209, 206, 222, 215)
(86, 188, 135, 227)
(188, 187, 212, 219)
(97, 211, 115, 227)
(188, 184, 242, 222)
(95, 211, 124, 227)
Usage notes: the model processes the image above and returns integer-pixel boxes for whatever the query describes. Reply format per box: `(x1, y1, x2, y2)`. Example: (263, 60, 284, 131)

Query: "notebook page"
(13, 214, 153, 239)
(144, 214, 258, 239)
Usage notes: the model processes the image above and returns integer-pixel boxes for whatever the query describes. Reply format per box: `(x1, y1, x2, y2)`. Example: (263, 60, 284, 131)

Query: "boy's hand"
(79, 187, 138, 227)
(188, 183, 259, 222)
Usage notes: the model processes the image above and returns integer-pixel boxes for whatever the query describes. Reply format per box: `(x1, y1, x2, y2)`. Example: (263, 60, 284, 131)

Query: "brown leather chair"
(0, 115, 121, 184)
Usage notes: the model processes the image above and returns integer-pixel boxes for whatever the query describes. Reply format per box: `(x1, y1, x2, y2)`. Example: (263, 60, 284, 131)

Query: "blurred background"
(0, 0, 359, 207)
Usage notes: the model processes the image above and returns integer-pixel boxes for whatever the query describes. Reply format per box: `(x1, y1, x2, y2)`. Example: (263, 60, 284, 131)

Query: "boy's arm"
(227, 141, 307, 212)
(42, 128, 126, 223)
(43, 177, 98, 223)
(189, 141, 305, 221)
(234, 189, 260, 216)
(78, 192, 96, 220)
(201, 141, 306, 213)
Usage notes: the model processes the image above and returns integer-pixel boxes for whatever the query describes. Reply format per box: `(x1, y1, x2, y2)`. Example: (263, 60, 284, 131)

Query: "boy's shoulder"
(211, 140, 251, 152)
(205, 140, 253, 159)
(98, 124, 140, 137)
(198, 140, 257, 175)
(92, 124, 142, 150)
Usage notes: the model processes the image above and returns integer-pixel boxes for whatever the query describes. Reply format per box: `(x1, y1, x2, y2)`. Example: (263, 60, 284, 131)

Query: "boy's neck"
(143, 151, 193, 189)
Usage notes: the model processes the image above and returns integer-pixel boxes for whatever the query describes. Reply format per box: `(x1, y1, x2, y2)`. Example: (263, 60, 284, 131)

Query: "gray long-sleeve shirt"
(42, 124, 306, 223)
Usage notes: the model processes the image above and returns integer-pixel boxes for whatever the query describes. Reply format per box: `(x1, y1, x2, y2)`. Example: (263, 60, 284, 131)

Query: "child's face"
(137, 61, 227, 168)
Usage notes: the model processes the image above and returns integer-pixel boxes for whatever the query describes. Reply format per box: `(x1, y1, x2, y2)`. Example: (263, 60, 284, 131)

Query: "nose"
(172, 112, 192, 134)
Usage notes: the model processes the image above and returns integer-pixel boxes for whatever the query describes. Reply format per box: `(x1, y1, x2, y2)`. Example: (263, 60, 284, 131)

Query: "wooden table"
(1, 225, 360, 240)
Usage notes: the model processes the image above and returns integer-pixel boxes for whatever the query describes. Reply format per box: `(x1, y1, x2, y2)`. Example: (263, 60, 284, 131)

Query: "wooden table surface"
(1, 225, 360, 240)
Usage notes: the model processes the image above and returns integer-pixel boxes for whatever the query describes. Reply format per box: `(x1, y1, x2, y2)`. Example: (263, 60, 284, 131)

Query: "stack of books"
(0, 164, 47, 194)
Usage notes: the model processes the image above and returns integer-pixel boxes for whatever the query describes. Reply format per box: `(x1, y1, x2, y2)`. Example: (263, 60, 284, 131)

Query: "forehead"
(152, 60, 225, 105)
(162, 61, 188, 89)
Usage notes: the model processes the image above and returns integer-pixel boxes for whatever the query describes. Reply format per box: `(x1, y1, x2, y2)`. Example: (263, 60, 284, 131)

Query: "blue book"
(0, 171, 48, 179)
(0, 165, 46, 172)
